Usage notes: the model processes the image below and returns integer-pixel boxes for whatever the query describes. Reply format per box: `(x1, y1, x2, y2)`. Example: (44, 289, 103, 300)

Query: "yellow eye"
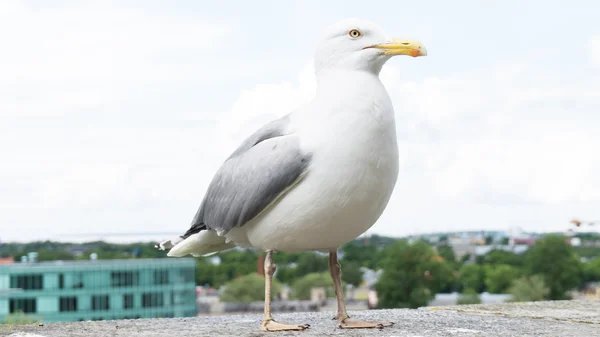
(348, 29, 361, 38)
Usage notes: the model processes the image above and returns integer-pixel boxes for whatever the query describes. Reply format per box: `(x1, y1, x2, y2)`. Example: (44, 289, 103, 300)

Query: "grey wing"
(184, 115, 312, 238)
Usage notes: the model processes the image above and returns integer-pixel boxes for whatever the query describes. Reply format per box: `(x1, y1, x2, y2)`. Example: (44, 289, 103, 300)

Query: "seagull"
(157, 18, 427, 331)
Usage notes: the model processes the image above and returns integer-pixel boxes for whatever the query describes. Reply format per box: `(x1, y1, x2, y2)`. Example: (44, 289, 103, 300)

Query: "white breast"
(238, 72, 400, 252)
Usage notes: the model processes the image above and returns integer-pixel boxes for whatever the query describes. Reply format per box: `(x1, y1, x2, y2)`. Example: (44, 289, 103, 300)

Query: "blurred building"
(583, 282, 600, 299)
(0, 257, 14, 265)
(0, 258, 196, 323)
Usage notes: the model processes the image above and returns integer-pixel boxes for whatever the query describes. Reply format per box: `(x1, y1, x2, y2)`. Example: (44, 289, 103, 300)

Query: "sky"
(1, 0, 599, 242)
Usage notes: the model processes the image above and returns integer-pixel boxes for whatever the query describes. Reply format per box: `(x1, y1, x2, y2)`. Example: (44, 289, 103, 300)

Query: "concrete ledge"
(430, 299, 600, 325)
(3, 300, 599, 337)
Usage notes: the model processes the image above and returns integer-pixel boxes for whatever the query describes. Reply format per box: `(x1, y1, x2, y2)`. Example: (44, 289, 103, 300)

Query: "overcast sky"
(1, 0, 599, 242)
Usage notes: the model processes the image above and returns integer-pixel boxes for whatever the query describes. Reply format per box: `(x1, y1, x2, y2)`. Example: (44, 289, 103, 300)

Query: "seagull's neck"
(294, 68, 395, 130)
(312, 69, 390, 113)
(315, 68, 381, 91)
(292, 67, 398, 163)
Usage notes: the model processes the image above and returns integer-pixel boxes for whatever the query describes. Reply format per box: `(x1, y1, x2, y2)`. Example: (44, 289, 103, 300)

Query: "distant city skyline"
(1, 226, 588, 245)
(1, 1, 599, 241)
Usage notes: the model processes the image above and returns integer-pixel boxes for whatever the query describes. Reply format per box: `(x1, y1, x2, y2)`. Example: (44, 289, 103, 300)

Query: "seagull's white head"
(314, 18, 427, 76)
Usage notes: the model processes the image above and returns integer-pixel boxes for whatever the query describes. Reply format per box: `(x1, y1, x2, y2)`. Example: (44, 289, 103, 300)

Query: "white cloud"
(434, 130, 600, 204)
(590, 36, 600, 66)
(0, 2, 237, 240)
(0, 2, 231, 118)
(215, 64, 316, 154)
(388, 64, 600, 205)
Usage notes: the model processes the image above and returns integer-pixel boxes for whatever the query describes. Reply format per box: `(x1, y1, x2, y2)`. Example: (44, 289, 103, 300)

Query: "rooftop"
(0, 258, 14, 265)
(3, 300, 599, 336)
(0, 258, 194, 273)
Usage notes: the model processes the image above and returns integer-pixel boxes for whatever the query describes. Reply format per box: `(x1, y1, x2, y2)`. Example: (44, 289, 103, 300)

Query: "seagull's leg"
(261, 250, 310, 332)
(329, 250, 394, 329)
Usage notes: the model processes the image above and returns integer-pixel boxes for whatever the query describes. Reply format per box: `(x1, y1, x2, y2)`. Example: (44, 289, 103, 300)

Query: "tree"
(274, 252, 329, 285)
(339, 260, 363, 287)
(484, 249, 523, 267)
(457, 288, 482, 305)
(436, 245, 456, 264)
(275, 252, 303, 265)
(340, 240, 379, 269)
(506, 275, 550, 302)
(295, 253, 328, 276)
(484, 264, 520, 294)
(460, 254, 472, 264)
(274, 265, 297, 285)
(583, 257, 600, 283)
(292, 272, 336, 300)
(35, 249, 76, 261)
(435, 245, 460, 293)
(525, 235, 583, 300)
(375, 240, 453, 309)
(574, 246, 600, 259)
(195, 259, 216, 287)
(458, 264, 485, 293)
(220, 273, 281, 303)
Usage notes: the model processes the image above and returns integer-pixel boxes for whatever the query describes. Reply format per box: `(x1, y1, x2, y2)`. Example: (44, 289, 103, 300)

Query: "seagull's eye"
(348, 29, 362, 39)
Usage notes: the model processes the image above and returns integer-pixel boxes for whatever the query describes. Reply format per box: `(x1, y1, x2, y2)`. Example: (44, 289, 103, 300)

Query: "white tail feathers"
(166, 230, 235, 257)
(155, 236, 183, 251)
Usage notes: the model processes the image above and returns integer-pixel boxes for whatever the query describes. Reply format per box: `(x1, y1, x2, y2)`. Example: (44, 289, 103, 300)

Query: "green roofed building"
(0, 258, 197, 323)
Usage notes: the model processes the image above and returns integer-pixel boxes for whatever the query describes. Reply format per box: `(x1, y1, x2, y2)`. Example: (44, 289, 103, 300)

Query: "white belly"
(240, 117, 398, 252)
(246, 158, 398, 252)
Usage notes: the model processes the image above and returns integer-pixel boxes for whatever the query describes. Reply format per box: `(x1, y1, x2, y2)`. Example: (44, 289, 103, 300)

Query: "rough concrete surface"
(2, 300, 599, 337)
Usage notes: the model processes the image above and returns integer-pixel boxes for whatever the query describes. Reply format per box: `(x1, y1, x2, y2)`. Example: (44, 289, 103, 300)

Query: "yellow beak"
(367, 38, 427, 57)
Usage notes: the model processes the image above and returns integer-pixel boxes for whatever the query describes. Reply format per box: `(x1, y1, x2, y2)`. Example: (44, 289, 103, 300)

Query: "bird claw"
(337, 319, 394, 329)
(261, 319, 310, 332)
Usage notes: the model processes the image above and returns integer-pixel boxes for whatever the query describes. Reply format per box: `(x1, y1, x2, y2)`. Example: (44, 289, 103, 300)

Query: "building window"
(59, 297, 78, 312)
(142, 292, 164, 308)
(58, 274, 64, 289)
(179, 268, 194, 283)
(10, 274, 43, 290)
(91, 295, 110, 311)
(110, 271, 139, 287)
(172, 290, 192, 305)
(153, 270, 169, 285)
(123, 294, 134, 309)
(72, 273, 84, 289)
(9, 298, 36, 313)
